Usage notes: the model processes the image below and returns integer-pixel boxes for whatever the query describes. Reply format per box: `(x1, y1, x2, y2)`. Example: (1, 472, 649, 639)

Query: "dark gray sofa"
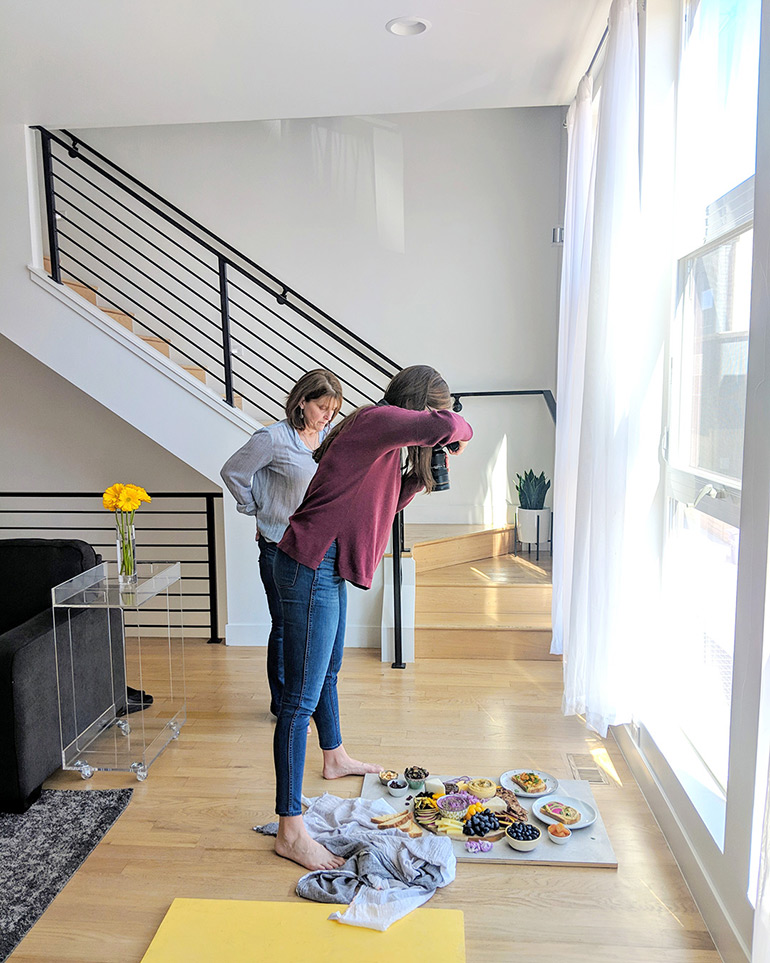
(0, 538, 125, 812)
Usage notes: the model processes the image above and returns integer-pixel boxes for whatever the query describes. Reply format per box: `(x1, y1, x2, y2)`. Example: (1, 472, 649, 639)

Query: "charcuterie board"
(360, 775, 617, 868)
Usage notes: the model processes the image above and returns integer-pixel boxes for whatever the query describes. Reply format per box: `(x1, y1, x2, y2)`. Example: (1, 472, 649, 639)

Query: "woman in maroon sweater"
(272, 365, 472, 870)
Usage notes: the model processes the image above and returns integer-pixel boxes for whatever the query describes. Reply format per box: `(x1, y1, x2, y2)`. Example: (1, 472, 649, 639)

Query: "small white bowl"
(378, 770, 399, 786)
(505, 824, 541, 852)
(387, 779, 410, 797)
(547, 824, 572, 845)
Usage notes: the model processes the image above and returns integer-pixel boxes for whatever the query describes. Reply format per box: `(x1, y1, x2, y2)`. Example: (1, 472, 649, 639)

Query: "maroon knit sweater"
(278, 405, 473, 589)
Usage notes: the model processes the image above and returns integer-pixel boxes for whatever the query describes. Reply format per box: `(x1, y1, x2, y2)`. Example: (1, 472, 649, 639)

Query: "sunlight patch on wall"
(481, 434, 508, 529)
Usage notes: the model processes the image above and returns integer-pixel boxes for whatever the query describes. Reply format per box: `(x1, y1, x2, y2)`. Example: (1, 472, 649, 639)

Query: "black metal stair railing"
(33, 126, 401, 422)
(31, 125, 412, 666)
(29, 126, 558, 670)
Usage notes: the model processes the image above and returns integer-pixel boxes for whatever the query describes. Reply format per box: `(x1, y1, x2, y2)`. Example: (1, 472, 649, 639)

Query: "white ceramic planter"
(516, 507, 551, 546)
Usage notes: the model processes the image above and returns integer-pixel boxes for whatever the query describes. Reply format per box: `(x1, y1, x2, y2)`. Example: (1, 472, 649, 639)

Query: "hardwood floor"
(14, 645, 721, 962)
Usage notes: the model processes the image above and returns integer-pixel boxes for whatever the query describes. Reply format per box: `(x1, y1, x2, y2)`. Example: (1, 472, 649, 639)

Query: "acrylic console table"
(52, 561, 186, 782)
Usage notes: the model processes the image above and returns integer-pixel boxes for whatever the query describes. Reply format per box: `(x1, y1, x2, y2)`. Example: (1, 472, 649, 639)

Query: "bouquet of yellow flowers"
(103, 483, 151, 581)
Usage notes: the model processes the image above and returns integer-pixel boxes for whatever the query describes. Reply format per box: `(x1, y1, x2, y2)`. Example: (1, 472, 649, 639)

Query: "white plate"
(529, 793, 597, 830)
(499, 769, 559, 797)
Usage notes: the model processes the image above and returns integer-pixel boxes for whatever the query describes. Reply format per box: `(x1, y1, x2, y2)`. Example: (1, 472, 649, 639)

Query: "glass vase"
(116, 520, 137, 584)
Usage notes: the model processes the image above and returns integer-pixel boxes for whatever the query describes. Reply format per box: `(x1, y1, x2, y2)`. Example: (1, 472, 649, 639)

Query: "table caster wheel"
(116, 719, 130, 735)
(169, 722, 180, 740)
(76, 762, 94, 780)
(130, 763, 148, 782)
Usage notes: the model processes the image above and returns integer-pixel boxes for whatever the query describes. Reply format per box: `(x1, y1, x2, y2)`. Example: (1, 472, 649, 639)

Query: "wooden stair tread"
(415, 612, 552, 630)
(140, 335, 170, 357)
(405, 523, 511, 548)
(411, 526, 517, 572)
(181, 365, 207, 383)
(43, 257, 99, 304)
(416, 628, 559, 660)
(418, 554, 551, 587)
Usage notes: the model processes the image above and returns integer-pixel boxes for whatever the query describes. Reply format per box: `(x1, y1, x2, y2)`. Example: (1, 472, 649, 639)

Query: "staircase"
(43, 257, 245, 409)
(20, 127, 557, 657)
(13, 126, 401, 646)
(34, 126, 399, 425)
(409, 525, 557, 659)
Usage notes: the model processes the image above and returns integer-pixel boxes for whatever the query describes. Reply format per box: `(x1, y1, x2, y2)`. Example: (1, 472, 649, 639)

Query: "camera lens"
(430, 445, 450, 491)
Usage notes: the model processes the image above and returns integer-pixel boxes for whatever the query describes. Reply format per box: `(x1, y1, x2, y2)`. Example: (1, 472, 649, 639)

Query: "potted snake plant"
(515, 470, 551, 546)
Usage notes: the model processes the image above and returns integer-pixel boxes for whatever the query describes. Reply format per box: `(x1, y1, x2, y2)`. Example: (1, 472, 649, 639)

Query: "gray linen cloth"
(254, 793, 456, 930)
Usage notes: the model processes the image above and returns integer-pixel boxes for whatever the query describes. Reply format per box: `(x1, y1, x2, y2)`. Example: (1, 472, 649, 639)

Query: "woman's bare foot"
(322, 745, 381, 779)
(275, 815, 344, 871)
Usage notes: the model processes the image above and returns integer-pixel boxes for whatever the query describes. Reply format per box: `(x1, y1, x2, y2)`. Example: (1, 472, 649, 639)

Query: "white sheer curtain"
(551, 74, 594, 659)
(552, 0, 656, 737)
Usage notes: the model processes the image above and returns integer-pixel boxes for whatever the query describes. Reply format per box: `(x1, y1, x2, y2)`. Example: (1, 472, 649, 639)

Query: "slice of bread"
(404, 820, 423, 838)
(540, 801, 581, 825)
(372, 810, 411, 829)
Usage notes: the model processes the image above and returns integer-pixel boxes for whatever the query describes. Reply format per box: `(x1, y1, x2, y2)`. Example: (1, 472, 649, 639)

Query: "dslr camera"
(430, 441, 460, 492)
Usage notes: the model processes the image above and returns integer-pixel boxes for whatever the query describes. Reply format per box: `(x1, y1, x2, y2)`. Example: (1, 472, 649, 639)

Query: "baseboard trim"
(614, 724, 750, 963)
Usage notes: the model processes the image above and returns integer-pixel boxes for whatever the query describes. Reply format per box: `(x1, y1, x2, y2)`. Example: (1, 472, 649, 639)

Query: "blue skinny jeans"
(273, 542, 347, 817)
(257, 536, 284, 717)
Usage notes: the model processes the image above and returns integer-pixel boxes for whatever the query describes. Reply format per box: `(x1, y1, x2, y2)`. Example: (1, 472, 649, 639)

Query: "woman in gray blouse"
(220, 370, 343, 716)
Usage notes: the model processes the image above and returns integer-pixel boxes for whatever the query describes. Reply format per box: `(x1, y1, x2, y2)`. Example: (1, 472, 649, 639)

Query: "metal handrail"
(33, 126, 400, 422)
(451, 389, 557, 423)
(39, 127, 401, 373)
(31, 126, 409, 663)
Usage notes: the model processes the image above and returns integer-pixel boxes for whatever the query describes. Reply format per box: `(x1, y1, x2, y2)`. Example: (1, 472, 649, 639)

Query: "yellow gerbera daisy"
(102, 483, 124, 511)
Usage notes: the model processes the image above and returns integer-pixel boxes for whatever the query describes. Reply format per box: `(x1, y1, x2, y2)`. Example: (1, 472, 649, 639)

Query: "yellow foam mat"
(140, 898, 466, 963)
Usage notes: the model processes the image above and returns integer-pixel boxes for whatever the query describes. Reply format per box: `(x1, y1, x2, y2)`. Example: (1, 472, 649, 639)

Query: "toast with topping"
(511, 771, 547, 794)
(540, 801, 581, 825)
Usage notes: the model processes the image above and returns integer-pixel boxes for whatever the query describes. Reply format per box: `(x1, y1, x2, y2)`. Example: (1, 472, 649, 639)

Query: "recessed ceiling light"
(385, 17, 431, 36)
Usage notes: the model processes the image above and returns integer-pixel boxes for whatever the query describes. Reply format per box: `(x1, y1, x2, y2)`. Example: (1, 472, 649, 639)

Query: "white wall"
(0, 334, 219, 494)
(72, 107, 563, 523)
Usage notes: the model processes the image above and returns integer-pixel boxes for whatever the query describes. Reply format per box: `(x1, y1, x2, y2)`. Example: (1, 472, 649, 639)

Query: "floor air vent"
(566, 753, 610, 785)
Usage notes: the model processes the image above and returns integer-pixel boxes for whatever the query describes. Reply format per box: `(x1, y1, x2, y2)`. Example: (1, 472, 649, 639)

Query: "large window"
(643, 0, 761, 846)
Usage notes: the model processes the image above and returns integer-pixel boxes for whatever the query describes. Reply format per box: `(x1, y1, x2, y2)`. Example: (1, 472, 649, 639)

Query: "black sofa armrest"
(0, 606, 125, 812)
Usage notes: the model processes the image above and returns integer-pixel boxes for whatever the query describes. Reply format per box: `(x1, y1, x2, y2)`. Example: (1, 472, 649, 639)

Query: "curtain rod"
(587, 24, 609, 74)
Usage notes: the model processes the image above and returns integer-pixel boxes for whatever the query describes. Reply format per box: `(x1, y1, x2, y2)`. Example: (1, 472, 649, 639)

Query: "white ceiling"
(1, 0, 610, 129)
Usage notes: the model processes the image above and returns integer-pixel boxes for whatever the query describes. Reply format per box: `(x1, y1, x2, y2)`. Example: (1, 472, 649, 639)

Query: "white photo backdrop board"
(360, 776, 617, 868)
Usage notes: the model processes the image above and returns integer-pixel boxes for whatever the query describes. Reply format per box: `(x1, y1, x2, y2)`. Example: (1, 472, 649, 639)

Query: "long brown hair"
(313, 365, 452, 493)
(285, 369, 343, 430)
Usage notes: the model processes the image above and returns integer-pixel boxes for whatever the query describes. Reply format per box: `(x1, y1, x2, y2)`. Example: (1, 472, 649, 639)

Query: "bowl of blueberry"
(505, 821, 541, 852)
(462, 808, 501, 838)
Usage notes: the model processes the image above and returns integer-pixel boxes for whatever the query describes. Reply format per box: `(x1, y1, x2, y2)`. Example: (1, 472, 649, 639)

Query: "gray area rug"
(0, 788, 133, 961)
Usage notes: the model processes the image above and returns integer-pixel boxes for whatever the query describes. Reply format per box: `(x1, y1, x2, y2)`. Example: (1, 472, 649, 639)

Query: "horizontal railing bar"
(57, 227, 219, 334)
(225, 317, 317, 389)
(0, 492, 221, 498)
(228, 292, 383, 398)
(0, 510, 210, 515)
(0, 525, 208, 548)
(228, 267, 397, 380)
(56, 257, 223, 384)
(55, 127, 401, 374)
(51, 157, 218, 278)
(225, 364, 288, 417)
(53, 188, 220, 308)
(41, 130, 230, 266)
(58, 249, 226, 374)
